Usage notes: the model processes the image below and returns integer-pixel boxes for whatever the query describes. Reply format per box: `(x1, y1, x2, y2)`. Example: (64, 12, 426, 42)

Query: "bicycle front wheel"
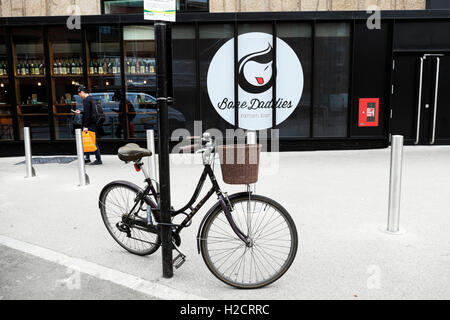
(99, 182, 161, 256)
(200, 194, 298, 289)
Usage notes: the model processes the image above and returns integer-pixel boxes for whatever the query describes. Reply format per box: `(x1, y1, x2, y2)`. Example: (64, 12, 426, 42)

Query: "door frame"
(391, 51, 448, 145)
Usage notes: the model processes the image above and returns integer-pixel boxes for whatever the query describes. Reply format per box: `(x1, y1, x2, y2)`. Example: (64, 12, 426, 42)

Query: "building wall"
(0, 0, 101, 17)
(210, 0, 426, 12)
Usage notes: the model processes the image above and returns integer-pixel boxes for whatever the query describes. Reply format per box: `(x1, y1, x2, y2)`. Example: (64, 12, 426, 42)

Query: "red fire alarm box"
(359, 98, 379, 127)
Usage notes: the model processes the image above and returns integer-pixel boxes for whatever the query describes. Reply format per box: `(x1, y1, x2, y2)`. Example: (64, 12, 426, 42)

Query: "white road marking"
(0, 234, 205, 300)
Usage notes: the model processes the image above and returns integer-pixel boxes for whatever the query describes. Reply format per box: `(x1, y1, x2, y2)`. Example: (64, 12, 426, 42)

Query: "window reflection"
(85, 25, 122, 139)
(0, 27, 12, 140)
(124, 25, 157, 138)
(49, 27, 83, 139)
(277, 23, 312, 138)
(12, 27, 49, 140)
(313, 23, 350, 137)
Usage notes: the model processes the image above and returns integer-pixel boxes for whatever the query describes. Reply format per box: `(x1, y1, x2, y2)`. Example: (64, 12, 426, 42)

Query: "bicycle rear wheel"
(99, 182, 161, 256)
(200, 194, 298, 289)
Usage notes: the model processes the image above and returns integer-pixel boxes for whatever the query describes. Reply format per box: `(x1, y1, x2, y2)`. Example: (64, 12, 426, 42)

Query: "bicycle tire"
(99, 181, 161, 256)
(200, 194, 298, 289)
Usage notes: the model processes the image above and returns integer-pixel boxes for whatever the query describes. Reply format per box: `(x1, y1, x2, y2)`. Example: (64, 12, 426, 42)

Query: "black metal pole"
(155, 20, 173, 278)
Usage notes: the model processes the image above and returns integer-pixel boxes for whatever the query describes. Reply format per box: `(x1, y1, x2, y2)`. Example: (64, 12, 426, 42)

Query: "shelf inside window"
(52, 74, 83, 78)
(15, 75, 46, 78)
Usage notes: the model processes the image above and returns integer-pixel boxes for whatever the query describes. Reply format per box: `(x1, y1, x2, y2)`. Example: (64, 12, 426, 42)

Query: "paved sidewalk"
(0, 147, 449, 299)
(0, 244, 157, 300)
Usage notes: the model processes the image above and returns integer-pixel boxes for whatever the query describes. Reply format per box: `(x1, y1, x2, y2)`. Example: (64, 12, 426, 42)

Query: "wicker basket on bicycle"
(217, 144, 261, 185)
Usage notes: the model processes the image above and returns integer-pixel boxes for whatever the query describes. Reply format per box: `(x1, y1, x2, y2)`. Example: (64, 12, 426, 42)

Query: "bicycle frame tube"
(173, 164, 249, 244)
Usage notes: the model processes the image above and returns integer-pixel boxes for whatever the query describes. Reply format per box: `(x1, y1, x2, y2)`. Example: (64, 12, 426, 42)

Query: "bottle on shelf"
(136, 58, 140, 74)
(131, 58, 136, 74)
(103, 59, 107, 75)
(94, 59, 98, 74)
(16, 60, 21, 75)
(53, 60, 58, 75)
(39, 60, 45, 75)
(98, 58, 103, 74)
(77, 59, 83, 75)
(112, 58, 117, 74)
(70, 58, 74, 74)
(0, 61, 6, 76)
(126, 58, 131, 74)
(89, 60, 94, 74)
(57, 60, 63, 75)
(34, 60, 40, 75)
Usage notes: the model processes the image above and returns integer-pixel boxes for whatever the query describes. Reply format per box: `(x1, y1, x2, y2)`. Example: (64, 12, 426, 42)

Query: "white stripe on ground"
(0, 234, 205, 300)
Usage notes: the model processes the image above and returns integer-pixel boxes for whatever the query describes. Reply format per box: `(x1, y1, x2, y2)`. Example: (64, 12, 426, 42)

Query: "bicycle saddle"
(117, 143, 152, 162)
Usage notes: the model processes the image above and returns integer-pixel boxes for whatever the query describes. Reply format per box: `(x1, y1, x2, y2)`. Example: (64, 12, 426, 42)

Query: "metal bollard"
(147, 129, 159, 190)
(24, 127, 36, 178)
(386, 135, 404, 234)
(247, 130, 257, 145)
(75, 129, 90, 186)
(246, 131, 257, 194)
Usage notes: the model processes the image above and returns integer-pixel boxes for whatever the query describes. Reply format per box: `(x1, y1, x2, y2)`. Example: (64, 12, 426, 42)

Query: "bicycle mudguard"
(196, 191, 251, 254)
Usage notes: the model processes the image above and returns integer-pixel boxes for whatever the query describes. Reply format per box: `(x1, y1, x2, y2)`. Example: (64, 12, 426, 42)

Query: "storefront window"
(199, 24, 234, 136)
(172, 24, 195, 134)
(277, 23, 312, 138)
(313, 23, 351, 137)
(124, 25, 156, 139)
(12, 27, 49, 140)
(49, 27, 83, 140)
(0, 27, 13, 140)
(85, 25, 122, 139)
(103, 0, 208, 14)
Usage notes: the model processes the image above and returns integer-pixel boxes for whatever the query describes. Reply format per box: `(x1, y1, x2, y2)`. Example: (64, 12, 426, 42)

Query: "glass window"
(0, 27, 13, 140)
(171, 24, 195, 135)
(313, 23, 351, 137)
(124, 25, 156, 139)
(199, 24, 234, 136)
(12, 27, 49, 140)
(103, 0, 208, 14)
(49, 27, 83, 139)
(277, 23, 312, 138)
(84, 25, 122, 139)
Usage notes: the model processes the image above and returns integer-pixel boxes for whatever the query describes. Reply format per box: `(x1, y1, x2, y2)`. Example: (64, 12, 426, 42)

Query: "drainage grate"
(15, 157, 78, 165)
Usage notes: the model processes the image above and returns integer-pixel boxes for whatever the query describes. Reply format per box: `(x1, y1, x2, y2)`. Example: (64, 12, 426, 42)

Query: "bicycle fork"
(218, 194, 251, 247)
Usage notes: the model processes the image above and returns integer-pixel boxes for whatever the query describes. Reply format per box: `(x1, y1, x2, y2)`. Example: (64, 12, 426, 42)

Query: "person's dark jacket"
(82, 95, 97, 131)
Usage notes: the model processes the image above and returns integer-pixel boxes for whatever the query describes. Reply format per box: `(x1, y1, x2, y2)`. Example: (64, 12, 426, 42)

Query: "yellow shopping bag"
(82, 131, 97, 153)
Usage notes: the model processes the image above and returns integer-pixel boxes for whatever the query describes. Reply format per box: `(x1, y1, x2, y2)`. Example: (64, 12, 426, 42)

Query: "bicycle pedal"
(173, 253, 186, 269)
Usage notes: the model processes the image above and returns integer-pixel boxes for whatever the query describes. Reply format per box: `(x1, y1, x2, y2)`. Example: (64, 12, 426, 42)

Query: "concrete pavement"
(0, 147, 449, 299)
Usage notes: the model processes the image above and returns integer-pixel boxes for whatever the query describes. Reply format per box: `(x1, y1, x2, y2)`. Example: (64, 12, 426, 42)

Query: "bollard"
(246, 131, 257, 194)
(146, 129, 159, 190)
(386, 135, 404, 234)
(24, 127, 36, 178)
(75, 129, 90, 186)
(247, 130, 257, 145)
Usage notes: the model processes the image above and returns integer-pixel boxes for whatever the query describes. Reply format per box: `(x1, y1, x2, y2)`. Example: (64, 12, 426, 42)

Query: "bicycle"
(99, 133, 298, 289)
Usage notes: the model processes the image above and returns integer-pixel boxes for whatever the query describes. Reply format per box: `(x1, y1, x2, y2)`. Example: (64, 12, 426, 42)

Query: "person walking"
(75, 85, 102, 165)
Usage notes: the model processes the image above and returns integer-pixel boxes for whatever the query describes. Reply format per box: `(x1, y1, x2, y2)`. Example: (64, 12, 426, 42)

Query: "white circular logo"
(207, 32, 304, 130)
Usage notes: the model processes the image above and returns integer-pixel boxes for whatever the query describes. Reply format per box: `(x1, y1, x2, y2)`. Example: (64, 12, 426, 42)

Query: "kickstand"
(172, 241, 186, 269)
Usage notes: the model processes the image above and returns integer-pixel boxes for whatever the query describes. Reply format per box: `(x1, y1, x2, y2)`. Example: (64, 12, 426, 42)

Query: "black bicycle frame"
(137, 164, 249, 245)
